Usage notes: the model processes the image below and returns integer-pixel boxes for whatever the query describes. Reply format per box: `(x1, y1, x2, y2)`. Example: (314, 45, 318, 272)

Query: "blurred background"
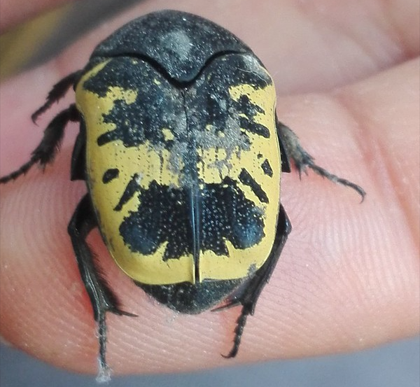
(0, 1, 419, 386)
(1, 337, 419, 387)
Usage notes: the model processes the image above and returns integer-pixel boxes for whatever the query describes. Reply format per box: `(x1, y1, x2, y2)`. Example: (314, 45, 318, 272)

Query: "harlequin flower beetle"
(0, 10, 365, 381)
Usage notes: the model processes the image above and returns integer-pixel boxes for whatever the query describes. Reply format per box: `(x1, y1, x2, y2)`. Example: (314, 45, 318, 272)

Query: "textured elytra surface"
(76, 48, 281, 286)
(83, 54, 273, 186)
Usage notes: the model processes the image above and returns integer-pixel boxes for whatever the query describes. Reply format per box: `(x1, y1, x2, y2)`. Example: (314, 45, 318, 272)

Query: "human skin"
(0, 0, 418, 377)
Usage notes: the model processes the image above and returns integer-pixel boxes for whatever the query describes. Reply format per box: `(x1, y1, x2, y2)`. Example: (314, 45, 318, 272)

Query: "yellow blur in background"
(0, 5, 71, 80)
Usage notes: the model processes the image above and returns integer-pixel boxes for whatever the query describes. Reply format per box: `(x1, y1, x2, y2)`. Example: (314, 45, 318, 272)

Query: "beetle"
(0, 10, 365, 380)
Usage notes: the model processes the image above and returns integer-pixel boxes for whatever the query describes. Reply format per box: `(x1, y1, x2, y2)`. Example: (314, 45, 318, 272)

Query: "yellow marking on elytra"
(75, 61, 281, 284)
(198, 79, 281, 281)
(76, 62, 195, 284)
(162, 128, 174, 141)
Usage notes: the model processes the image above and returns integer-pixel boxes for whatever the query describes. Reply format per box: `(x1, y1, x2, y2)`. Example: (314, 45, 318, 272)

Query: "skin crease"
(0, 0, 419, 377)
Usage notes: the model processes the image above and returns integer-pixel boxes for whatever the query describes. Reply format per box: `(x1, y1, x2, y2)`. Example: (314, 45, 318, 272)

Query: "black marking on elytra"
(201, 177, 265, 252)
(181, 53, 272, 161)
(85, 52, 272, 152)
(237, 94, 270, 138)
(239, 116, 270, 138)
(119, 181, 193, 259)
(235, 95, 269, 138)
(119, 178, 265, 261)
(236, 95, 264, 116)
(114, 174, 141, 211)
(190, 55, 272, 142)
(239, 169, 269, 204)
(97, 95, 179, 148)
(102, 168, 119, 184)
(261, 159, 273, 177)
(83, 57, 183, 149)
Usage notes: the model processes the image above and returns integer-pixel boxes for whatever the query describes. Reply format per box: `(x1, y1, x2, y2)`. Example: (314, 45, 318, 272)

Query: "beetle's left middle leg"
(68, 194, 136, 379)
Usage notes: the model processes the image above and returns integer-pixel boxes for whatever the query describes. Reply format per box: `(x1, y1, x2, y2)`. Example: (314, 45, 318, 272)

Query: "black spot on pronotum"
(102, 168, 119, 183)
(238, 168, 268, 203)
(261, 159, 273, 177)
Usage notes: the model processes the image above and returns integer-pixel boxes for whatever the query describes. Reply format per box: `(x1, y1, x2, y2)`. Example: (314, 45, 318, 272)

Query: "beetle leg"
(221, 205, 291, 358)
(31, 70, 82, 123)
(276, 121, 366, 201)
(275, 115, 291, 173)
(0, 104, 80, 184)
(68, 194, 136, 380)
(70, 121, 87, 181)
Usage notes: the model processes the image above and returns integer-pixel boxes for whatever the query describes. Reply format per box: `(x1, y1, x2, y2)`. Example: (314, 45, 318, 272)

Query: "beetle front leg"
(216, 205, 291, 358)
(0, 104, 80, 184)
(68, 194, 136, 382)
(31, 70, 82, 123)
(277, 121, 366, 200)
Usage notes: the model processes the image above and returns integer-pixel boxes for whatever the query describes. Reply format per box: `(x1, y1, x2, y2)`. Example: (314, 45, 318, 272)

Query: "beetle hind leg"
(68, 194, 136, 380)
(0, 104, 80, 184)
(277, 121, 366, 201)
(217, 205, 291, 358)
